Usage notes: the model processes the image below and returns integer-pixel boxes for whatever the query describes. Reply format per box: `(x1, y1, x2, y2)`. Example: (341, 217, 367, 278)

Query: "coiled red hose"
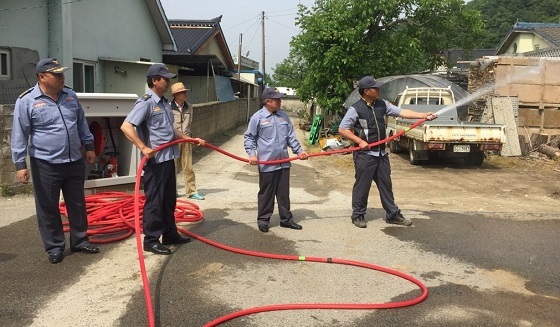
(58, 118, 428, 327)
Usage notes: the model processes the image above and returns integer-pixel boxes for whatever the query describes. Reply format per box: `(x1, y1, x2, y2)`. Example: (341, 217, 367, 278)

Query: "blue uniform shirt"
(11, 84, 94, 170)
(244, 107, 303, 172)
(339, 99, 402, 157)
(125, 89, 179, 164)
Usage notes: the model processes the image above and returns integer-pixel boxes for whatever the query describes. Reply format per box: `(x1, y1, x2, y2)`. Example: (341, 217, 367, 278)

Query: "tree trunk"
(549, 136, 560, 149)
(530, 133, 549, 150)
(538, 144, 560, 159)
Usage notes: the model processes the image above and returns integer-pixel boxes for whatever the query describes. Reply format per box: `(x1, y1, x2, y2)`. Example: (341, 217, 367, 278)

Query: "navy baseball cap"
(261, 87, 285, 100)
(35, 58, 69, 74)
(146, 64, 176, 78)
(358, 76, 383, 89)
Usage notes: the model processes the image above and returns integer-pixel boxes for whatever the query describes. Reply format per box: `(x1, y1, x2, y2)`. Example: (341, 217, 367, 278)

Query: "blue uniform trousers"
(142, 159, 181, 244)
(351, 152, 399, 220)
(30, 157, 90, 255)
(257, 168, 293, 226)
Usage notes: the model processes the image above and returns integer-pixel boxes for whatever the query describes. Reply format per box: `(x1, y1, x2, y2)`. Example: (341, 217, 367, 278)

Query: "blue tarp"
(214, 75, 235, 102)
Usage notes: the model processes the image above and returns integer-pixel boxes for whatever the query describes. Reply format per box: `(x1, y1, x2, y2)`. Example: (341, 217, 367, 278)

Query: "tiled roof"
(166, 16, 222, 55)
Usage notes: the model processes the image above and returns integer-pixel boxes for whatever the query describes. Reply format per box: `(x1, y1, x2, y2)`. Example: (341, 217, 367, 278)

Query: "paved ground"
(0, 119, 559, 327)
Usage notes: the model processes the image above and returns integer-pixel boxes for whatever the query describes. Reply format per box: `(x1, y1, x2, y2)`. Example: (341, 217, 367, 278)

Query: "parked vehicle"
(387, 86, 506, 166)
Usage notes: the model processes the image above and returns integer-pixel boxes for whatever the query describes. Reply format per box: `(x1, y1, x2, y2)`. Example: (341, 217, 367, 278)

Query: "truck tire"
(388, 133, 402, 153)
(464, 152, 484, 166)
(409, 147, 421, 165)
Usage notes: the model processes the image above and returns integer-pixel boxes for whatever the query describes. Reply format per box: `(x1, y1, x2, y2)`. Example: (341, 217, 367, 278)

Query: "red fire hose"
(59, 118, 428, 327)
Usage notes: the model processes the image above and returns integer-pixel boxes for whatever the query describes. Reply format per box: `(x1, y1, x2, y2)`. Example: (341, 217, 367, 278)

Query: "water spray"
(434, 57, 546, 117)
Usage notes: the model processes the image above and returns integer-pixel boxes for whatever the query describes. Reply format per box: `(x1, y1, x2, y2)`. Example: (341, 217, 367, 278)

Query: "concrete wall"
(0, 0, 165, 100)
(179, 76, 219, 104)
(191, 98, 260, 140)
(71, 0, 163, 63)
(280, 96, 307, 112)
(0, 98, 261, 189)
(0, 1, 49, 55)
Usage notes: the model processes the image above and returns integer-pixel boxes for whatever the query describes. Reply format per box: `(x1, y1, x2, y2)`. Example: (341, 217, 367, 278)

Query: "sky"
(159, 0, 316, 76)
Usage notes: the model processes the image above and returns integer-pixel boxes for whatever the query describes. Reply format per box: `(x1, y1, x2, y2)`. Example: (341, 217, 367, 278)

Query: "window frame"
(0, 49, 11, 80)
(72, 60, 96, 92)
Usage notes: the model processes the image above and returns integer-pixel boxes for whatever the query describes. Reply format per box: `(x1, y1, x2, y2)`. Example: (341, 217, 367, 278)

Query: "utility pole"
(261, 11, 265, 86)
(237, 33, 242, 81)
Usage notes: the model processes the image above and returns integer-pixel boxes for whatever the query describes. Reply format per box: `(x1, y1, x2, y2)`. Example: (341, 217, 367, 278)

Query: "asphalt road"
(0, 123, 559, 327)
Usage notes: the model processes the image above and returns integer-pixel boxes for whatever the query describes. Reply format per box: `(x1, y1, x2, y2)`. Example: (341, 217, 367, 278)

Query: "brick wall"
(0, 98, 261, 189)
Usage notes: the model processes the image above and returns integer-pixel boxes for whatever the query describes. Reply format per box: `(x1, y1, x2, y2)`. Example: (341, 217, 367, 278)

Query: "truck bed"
(391, 118, 505, 143)
(390, 104, 506, 143)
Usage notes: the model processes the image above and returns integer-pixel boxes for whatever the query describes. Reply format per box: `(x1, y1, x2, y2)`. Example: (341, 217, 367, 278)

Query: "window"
(0, 49, 10, 79)
(73, 61, 95, 92)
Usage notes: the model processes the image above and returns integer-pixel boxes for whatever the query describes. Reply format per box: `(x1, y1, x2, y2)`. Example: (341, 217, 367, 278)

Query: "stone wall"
(0, 98, 261, 190)
(0, 105, 17, 187)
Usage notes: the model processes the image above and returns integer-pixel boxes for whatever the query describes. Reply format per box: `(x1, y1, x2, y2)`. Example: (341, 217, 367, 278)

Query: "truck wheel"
(464, 152, 484, 166)
(388, 134, 402, 153)
(409, 147, 421, 165)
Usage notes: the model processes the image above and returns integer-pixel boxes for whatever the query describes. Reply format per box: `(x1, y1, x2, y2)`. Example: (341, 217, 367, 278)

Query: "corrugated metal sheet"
(343, 74, 469, 120)
(343, 74, 468, 110)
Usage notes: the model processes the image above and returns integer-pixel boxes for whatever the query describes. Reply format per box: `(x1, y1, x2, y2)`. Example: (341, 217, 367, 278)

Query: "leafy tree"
(466, 0, 560, 48)
(271, 54, 305, 89)
(276, 0, 484, 112)
(263, 73, 275, 87)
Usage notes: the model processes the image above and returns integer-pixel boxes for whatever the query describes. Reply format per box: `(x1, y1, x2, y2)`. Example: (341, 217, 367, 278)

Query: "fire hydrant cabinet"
(78, 93, 140, 191)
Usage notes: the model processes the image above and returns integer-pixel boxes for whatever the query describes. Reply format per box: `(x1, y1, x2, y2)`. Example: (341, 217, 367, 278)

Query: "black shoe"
(144, 243, 171, 255)
(162, 236, 192, 245)
(386, 211, 412, 226)
(279, 222, 303, 230)
(71, 245, 100, 254)
(48, 252, 64, 264)
(258, 225, 269, 233)
(352, 216, 367, 228)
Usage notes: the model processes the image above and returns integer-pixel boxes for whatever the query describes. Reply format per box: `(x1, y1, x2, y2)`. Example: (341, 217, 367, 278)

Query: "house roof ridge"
(514, 22, 560, 30)
(169, 16, 222, 27)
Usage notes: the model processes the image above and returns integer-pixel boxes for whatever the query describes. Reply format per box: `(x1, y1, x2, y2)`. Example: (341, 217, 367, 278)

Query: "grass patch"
(0, 183, 34, 197)
(0, 184, 15, 197)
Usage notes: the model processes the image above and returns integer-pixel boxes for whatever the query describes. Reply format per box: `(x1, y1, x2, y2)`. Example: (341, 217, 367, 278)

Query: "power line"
(242, 18, 262, 54)
(226, 15, 261, 55)
(268, 12, 299, 18)
(266, 17, 299, 33)
(222, 13, 261, 32)
(266, 6, 300, 14)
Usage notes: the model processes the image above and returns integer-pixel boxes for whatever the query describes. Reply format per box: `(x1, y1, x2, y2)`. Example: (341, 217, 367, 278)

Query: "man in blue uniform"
(11, 58, 100, 264)
(338, 76, 437, 228)
(244, 87, 309, 233)
(121, 64, 203, 255)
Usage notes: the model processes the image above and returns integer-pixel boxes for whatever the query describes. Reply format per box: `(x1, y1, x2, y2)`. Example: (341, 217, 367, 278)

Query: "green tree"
(466, 0, 560, 48)
(271, 53, 305, 89)
(277, 0, 484, 112)
(263, 73, 275, 87)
